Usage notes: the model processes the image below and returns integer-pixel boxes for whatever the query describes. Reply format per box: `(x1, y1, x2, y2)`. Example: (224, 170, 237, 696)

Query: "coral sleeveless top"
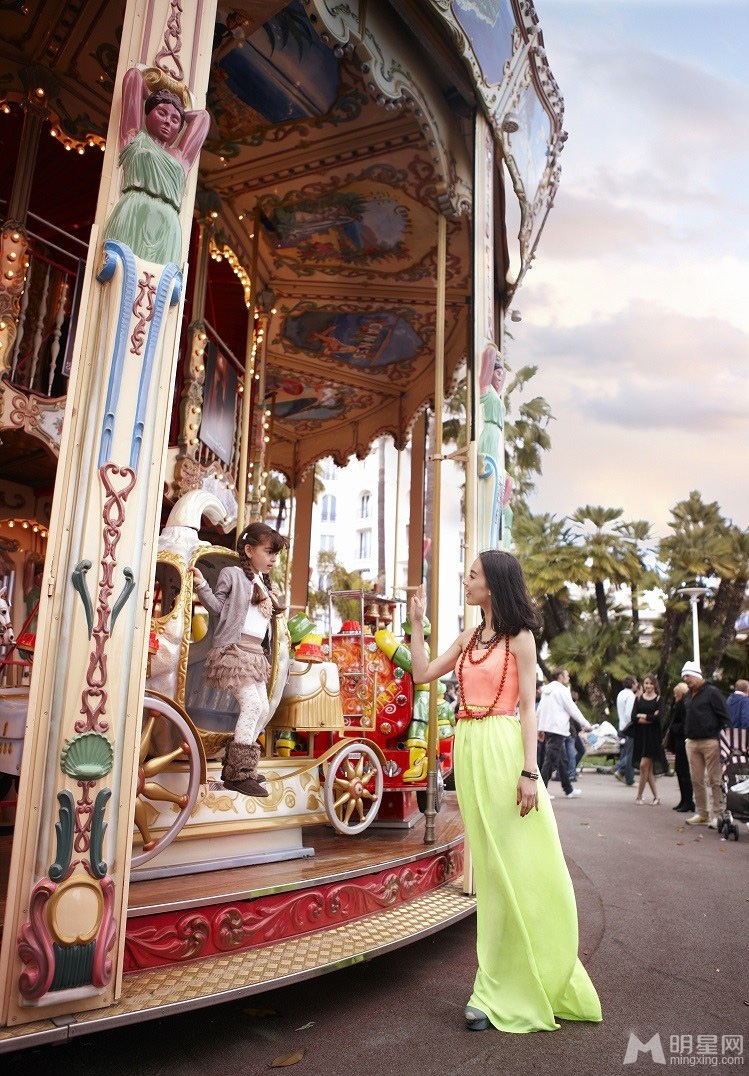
(456, 643, 519, 718)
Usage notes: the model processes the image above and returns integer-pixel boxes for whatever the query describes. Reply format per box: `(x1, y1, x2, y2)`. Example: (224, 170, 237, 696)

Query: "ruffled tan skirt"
(204, 636, 270, 693)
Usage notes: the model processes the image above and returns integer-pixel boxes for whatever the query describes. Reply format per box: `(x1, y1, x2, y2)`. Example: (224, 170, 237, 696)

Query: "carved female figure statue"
(103, 66, 210, 265)
(477, 340, 506, 549)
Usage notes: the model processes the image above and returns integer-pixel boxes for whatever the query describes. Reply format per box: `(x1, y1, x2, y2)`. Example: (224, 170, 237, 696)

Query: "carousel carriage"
(134, 492, 454, 875)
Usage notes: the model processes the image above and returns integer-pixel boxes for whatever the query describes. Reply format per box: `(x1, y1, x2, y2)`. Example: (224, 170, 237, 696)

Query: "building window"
(358, 491, 371, 519)
(358, 530, 371, 559)
(320, 458, 336, 480)
(320, 534, 335, 552)
(321, 494, 336, 522)
(318, 572, 330, 590)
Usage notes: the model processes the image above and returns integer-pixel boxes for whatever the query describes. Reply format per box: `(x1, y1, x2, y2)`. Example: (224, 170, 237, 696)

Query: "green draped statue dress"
(104, 129, 185, 264)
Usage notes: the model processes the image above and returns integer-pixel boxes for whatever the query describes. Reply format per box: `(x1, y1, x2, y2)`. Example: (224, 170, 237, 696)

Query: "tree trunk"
(630, 584, 640, 633)
(595, 580, 608, 624)
(708, 577, 731, 629)
(585, 677, 609, 719)
(705, 574, 747, 679)
(547, 594, 572, 634)
(658, 604, 688, 688)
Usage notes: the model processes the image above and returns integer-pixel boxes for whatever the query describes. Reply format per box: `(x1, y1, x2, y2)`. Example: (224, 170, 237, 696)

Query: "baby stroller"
(716, 727, 749, 842)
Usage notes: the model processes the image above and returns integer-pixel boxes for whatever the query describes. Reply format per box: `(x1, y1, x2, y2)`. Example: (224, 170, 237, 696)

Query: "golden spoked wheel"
(323, 741, 383, 836)
(131, 691, 206, 868)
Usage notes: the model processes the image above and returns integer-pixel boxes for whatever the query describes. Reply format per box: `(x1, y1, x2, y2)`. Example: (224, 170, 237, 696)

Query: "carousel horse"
(0, 585, 16, 658)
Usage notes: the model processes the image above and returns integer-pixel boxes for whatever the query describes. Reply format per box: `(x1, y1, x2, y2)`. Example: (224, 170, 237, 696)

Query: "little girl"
(192, 522, 287, 797)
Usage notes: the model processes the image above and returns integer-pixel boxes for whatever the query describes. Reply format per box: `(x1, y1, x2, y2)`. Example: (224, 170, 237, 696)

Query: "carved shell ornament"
(60, 731, 115, 780)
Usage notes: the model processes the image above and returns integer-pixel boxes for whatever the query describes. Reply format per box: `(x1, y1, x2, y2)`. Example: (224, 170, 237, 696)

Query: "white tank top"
(242, 574, 271, 640)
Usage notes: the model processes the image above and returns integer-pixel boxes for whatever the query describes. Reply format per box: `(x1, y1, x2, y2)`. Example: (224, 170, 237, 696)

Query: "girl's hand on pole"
(516, 776, 539, 817)
(191, 566, 204, 586)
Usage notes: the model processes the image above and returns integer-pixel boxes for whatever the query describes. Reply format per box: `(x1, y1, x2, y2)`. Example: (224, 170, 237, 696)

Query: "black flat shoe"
(465, 1005, 490, 1031)
(676, 805, 692, 813)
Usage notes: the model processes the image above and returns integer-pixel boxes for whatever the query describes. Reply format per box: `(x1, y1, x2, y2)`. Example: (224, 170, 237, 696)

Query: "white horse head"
(0, 586, 15, 646)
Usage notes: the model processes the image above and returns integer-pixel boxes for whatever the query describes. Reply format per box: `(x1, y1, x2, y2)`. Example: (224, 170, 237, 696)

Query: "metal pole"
(235, 207, 260, 535)
(691, 597, 700, 667)
(392, 398, 403, 596)
(424, 211, 446, 845)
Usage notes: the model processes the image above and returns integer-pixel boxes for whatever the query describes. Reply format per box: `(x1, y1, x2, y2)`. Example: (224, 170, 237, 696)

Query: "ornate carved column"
(0, 0, 218, 1028)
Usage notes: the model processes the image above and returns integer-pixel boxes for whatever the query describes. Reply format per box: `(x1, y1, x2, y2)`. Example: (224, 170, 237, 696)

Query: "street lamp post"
(677, 586, 710, 666)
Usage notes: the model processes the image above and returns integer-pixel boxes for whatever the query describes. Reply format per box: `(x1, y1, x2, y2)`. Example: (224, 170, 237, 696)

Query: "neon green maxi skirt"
(454, 714, 602, 1033)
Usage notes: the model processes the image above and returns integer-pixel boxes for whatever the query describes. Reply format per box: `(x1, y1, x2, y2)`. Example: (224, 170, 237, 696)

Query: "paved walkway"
(5, 772, 747, 1075)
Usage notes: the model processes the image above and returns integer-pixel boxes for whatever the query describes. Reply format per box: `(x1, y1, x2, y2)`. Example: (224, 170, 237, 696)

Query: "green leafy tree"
(308, 550, 373, 624)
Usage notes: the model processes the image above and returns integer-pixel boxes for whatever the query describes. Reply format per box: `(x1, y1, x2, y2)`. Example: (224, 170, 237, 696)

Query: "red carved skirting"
(123, 844, 463, 973)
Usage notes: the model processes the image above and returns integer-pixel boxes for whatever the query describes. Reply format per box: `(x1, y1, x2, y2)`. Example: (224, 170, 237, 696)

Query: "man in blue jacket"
(727, 679, 749, 729)
(681, 661, 731, 829)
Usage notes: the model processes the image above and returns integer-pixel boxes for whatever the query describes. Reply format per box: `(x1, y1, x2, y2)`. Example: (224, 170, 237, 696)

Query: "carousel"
(0, 0, 564, 1052)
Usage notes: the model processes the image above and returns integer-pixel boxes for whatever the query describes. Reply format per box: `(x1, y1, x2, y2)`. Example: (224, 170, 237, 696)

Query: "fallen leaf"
(244, 1007, 279, 1018)
(676, 841, 684, 846)
(271, 1050, 305, 1068)
(295, 1022, 314, 1031)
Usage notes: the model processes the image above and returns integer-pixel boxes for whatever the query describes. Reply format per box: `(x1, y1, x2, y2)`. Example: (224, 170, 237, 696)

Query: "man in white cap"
(680, 661, 731, 828)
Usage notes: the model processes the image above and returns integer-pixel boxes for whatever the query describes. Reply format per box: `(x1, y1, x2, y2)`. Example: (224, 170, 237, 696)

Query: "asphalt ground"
(5, 770, 748, 1076)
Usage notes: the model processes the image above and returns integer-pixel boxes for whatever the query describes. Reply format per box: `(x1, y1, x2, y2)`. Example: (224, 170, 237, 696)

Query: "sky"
(511, 0, 749, 537)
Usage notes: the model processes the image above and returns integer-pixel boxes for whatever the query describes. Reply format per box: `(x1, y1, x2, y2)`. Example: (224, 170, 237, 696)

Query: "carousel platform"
(0, 795, 472, 1054)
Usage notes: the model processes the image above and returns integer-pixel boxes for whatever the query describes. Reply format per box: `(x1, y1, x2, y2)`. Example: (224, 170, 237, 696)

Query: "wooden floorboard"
(128, 794, 463, 915)
(0, 795, 464, 927)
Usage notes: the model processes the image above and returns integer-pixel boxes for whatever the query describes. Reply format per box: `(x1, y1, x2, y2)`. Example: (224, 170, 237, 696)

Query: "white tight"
(233, 680, 270, 745)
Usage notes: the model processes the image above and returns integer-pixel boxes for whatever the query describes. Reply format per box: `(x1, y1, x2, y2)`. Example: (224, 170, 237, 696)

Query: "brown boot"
(249, 742, 266, 784)
(221, 741, 269, 798)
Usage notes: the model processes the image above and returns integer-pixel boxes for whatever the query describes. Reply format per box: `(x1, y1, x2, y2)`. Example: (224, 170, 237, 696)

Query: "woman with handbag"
(409, 550, 601, 1034)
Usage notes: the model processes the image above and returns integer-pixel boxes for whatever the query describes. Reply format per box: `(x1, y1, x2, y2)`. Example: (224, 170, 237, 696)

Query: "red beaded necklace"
(457, 627, 510, 719)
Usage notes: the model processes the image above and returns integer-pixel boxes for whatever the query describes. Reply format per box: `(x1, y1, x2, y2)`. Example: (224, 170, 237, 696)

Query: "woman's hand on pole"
(410, 583, 425, 626)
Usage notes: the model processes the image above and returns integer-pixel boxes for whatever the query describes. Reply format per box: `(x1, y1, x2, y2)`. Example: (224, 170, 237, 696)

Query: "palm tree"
(656, 491, 736, 689)
(512, 509, 578, 640)
(504, 364, 553, 506)
(569, 506, 638, 625)
(614, 518, 658, 635)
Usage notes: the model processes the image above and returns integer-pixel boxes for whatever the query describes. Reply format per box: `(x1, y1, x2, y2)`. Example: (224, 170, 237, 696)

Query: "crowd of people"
(562, 663, 742, 829)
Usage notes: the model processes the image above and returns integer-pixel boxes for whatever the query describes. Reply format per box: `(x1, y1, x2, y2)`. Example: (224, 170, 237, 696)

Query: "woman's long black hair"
(478, 549, 542, 637)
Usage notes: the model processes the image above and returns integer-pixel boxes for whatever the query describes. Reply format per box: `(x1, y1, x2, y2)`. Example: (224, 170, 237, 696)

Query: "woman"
(104, 66, 209, 264)
(664, 682, 695, 813)
(630, 674, 668, 805)
(409, 550, 601, 1034)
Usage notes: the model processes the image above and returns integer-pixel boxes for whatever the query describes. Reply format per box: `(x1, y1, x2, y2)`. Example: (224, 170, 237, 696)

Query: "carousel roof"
(0, 0, 564, 486)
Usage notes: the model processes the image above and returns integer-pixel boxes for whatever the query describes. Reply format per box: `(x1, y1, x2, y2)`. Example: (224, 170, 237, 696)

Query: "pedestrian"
(629, 674, 668, 805)
(613, 675, 638, 785)
(409, 551, 602, 1034)
(663, 682, 694, 813)
(727, 679, 749, 729)
(565, 692, 587, 783)
(192, 522, 287, 797)
(537, 670, 591, 799)
(680, 661, 731, 828)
